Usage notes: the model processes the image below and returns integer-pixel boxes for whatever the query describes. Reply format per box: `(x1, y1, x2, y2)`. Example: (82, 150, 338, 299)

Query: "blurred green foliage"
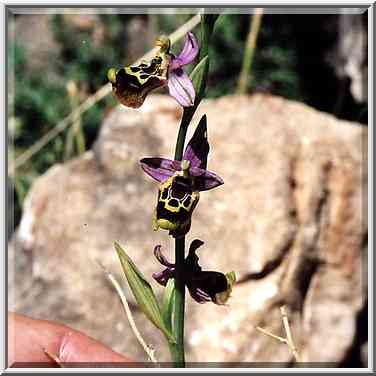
(207, 14, 299, 98)
(156, 14, 300, 98)
(9, 12, 367, 231)
(10, 14, 127, 229)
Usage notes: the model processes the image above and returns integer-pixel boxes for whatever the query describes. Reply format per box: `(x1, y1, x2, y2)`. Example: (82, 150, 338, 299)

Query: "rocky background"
(9, 94, 367, 366)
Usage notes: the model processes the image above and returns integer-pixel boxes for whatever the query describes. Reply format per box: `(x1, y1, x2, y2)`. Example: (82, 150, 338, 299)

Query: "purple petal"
(183, 115, 209, 169)
(168, 69, 195, 107)
(154, 245, 174, 268)
(169, 32, 199, 70)
(152, 268, 174, 286)
(189, 167, 224, 191)
(140, 158, 181, 182)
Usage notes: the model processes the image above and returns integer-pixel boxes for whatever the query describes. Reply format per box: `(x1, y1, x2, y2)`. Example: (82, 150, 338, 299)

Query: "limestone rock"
(10, 94, 367, 365)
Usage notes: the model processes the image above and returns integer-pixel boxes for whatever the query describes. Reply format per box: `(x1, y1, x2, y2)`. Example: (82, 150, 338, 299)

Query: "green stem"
(171, 237, 186, 367)
(170, 108, 192, 367)
(168, 13, 219, 367)
(174, 110, 192, 160)
(168, 340, 178, 365)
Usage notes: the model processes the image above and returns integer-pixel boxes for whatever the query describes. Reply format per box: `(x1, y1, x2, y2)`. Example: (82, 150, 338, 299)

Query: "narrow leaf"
(177, 56, 209, 135)
(190, 55, 209, 104)
(202, 14, 219, 33)
(161, 278, 176, 334)
(199, 13, 220, 60)
(114, 242, 176, 343)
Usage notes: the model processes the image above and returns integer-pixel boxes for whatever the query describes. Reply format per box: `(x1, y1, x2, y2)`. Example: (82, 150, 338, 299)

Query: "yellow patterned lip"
(157, 218, 178, 231)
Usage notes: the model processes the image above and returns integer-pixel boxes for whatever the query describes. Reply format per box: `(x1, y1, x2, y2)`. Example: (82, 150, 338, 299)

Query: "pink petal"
(168, 69, 195, 107)
(154, 245, 174, 267)
(140, 158, 180, 182)
(170, 32, 199, 70)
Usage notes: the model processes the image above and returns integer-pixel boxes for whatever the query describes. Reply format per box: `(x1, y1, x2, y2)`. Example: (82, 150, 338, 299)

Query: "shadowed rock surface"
(9, 94, 367, 366)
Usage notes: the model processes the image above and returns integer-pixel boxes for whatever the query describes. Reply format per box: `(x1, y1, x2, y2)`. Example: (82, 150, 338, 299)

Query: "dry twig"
(280, 305, 300, 362)
(255, 305, 300, 362)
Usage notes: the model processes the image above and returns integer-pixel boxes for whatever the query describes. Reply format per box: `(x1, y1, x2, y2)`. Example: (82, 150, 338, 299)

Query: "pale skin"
(8, 312, 138, 367)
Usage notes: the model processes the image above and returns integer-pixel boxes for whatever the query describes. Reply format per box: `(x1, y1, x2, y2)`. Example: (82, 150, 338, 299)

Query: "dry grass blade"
(236, 8, 264, 94)
(255, 326, 287, 344)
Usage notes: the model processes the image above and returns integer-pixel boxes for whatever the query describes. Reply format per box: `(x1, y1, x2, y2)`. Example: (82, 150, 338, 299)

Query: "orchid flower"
(140, 115, 223, 190)
(152, 240, 235, 305)
(140, 116, 223, 237)
(167, 31, 198, 107)
(107, 32, 198, 108)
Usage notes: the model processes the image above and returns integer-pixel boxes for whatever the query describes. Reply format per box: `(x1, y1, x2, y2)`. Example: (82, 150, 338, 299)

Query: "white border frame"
(1, 1, 373, 373)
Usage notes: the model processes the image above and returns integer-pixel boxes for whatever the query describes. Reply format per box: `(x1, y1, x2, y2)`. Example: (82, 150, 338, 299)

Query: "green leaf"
(199, 13, 220, 60)
(114, 242, 176, 343)
(202, 14, 219, 32)
(161, 278, 176, 334)
(176, 56, 209, 135)
(190, 55, 209, 103)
